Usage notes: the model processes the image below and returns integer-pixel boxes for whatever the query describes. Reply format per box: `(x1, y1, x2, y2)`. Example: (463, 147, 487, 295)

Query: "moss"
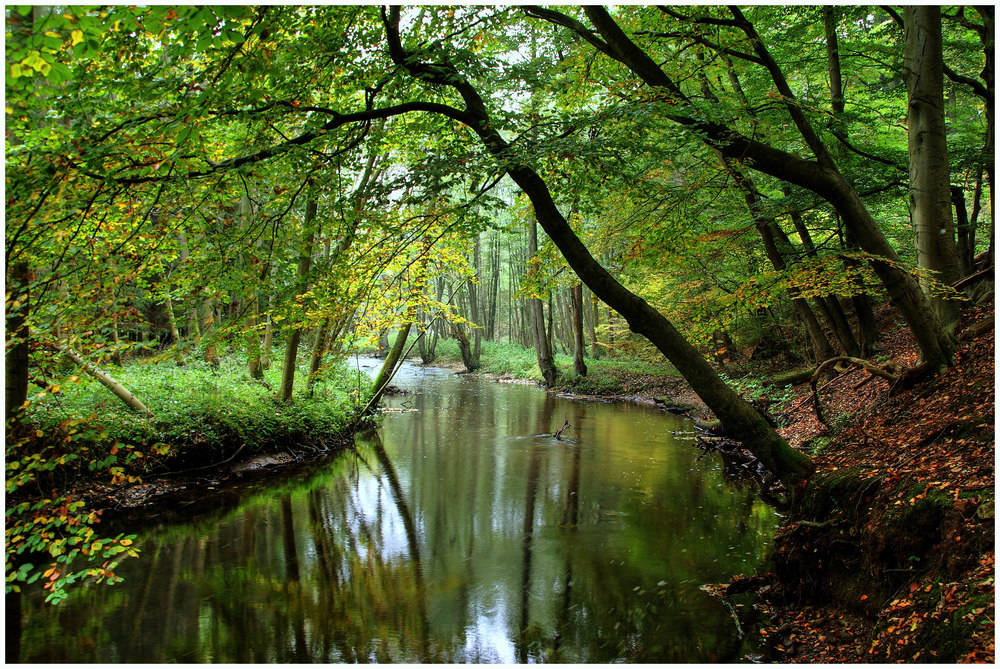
(766, 367, 815, 387)
(794, 468, 881, 523)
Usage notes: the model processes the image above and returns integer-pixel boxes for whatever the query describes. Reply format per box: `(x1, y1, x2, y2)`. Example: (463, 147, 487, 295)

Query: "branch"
(71, 101, 469, 186)
(520, 5, 616, 59)
(658, 6, 741, 27)
(830, 129, 907, 173)
(943, 63, 990, 101)
(650, 7, 764, 64)
(727, 6, 835, 167)
(881, 5, 903, 28)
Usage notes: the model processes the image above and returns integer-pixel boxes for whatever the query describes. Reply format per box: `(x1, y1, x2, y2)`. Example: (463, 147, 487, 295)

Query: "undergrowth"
(24, 349, 366, 476)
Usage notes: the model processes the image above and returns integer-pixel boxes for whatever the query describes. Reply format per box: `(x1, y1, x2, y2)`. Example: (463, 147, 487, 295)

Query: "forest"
(5, 4, 994, 663)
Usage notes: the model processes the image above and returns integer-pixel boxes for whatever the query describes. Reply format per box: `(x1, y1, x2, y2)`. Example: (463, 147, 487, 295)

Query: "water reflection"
(20, 361, 777, 663)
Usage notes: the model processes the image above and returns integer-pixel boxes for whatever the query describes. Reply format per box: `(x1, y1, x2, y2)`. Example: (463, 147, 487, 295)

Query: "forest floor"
(697, 301, 994, 663)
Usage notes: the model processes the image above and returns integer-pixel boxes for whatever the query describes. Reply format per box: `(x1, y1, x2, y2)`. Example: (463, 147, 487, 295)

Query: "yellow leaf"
(45, 30, 61, 38)
(71, 29, 84, 45)
(119, 539, 133, 546)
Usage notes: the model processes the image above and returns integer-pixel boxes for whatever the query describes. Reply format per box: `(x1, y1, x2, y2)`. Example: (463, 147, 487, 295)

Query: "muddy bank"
(72, 427, 359, 518)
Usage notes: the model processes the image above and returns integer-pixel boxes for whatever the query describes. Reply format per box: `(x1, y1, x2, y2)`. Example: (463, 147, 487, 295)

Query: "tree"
(380, 7, 813, 484)
(904, 6, 962, 332)
(526, 219, 558, 386)
(527, 5, 955, 368)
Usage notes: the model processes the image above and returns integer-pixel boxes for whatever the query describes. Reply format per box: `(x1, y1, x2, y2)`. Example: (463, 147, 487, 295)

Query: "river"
(18, 359, 777, 662)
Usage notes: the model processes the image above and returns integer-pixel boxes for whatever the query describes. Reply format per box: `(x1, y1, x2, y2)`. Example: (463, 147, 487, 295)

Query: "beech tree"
(525, 6, 955, 368)
(904, 6, 963, 332)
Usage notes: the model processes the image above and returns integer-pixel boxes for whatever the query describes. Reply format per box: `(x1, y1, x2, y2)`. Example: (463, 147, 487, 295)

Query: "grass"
(25, 347, 368, 475)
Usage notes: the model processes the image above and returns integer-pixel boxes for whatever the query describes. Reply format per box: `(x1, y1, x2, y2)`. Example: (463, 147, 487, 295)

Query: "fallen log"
(952, 265, 994, 291)
(53, 343, 154, 418)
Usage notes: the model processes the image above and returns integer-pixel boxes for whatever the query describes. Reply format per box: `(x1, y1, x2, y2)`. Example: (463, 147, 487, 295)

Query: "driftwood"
(552, 419, 571, 440)
(810, 356, 899, 426)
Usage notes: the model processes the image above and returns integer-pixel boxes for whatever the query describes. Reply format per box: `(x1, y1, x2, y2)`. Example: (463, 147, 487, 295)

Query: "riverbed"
(19, 359, 777, 662)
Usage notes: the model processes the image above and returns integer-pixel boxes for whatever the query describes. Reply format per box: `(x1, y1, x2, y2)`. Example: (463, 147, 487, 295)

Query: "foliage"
(5, 416, 140, 604)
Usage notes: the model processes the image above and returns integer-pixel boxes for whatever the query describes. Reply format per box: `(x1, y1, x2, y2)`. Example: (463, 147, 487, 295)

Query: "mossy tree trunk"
(366, 323, 412, 413)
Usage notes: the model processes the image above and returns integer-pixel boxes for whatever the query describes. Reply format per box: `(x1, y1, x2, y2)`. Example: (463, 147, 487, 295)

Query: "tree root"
(810, 356, 900, 426)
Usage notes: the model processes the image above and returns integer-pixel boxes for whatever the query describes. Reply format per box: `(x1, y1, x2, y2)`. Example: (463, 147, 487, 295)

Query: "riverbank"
(5, 354, 369, 601)
(720, 301, 995, 663)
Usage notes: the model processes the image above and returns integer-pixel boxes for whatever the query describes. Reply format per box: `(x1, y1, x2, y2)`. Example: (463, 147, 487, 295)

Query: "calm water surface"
(20, 359, 777, 662)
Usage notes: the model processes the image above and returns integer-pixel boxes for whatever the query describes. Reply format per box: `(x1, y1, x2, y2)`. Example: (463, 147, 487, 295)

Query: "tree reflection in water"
(19, 364, 778, 663)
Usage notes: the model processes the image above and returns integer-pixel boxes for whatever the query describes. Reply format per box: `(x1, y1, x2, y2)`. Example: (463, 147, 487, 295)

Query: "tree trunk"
(588, 286, 602, 359)
(824, 7, 878, 357)
(248, 294, 265, 380)
(450, 320, 478, 372)
(110, 320, 123, 366)
(952, 186, 975, 278)
(306, 317, 331, 393)
(366, 323, 412, 412)
(527, 220, 558, 386)
(177, 231, 202, 340)
(163, 284, 181, 347)
(261, 290, 274, 369)
(730, 163, 838, 362)
(823, 7, 845, 117)
(571, 282, 587, 376)
(904, 6, 962, 332)
(279, 188, 318, 402)
(469, 236, 482, 368)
